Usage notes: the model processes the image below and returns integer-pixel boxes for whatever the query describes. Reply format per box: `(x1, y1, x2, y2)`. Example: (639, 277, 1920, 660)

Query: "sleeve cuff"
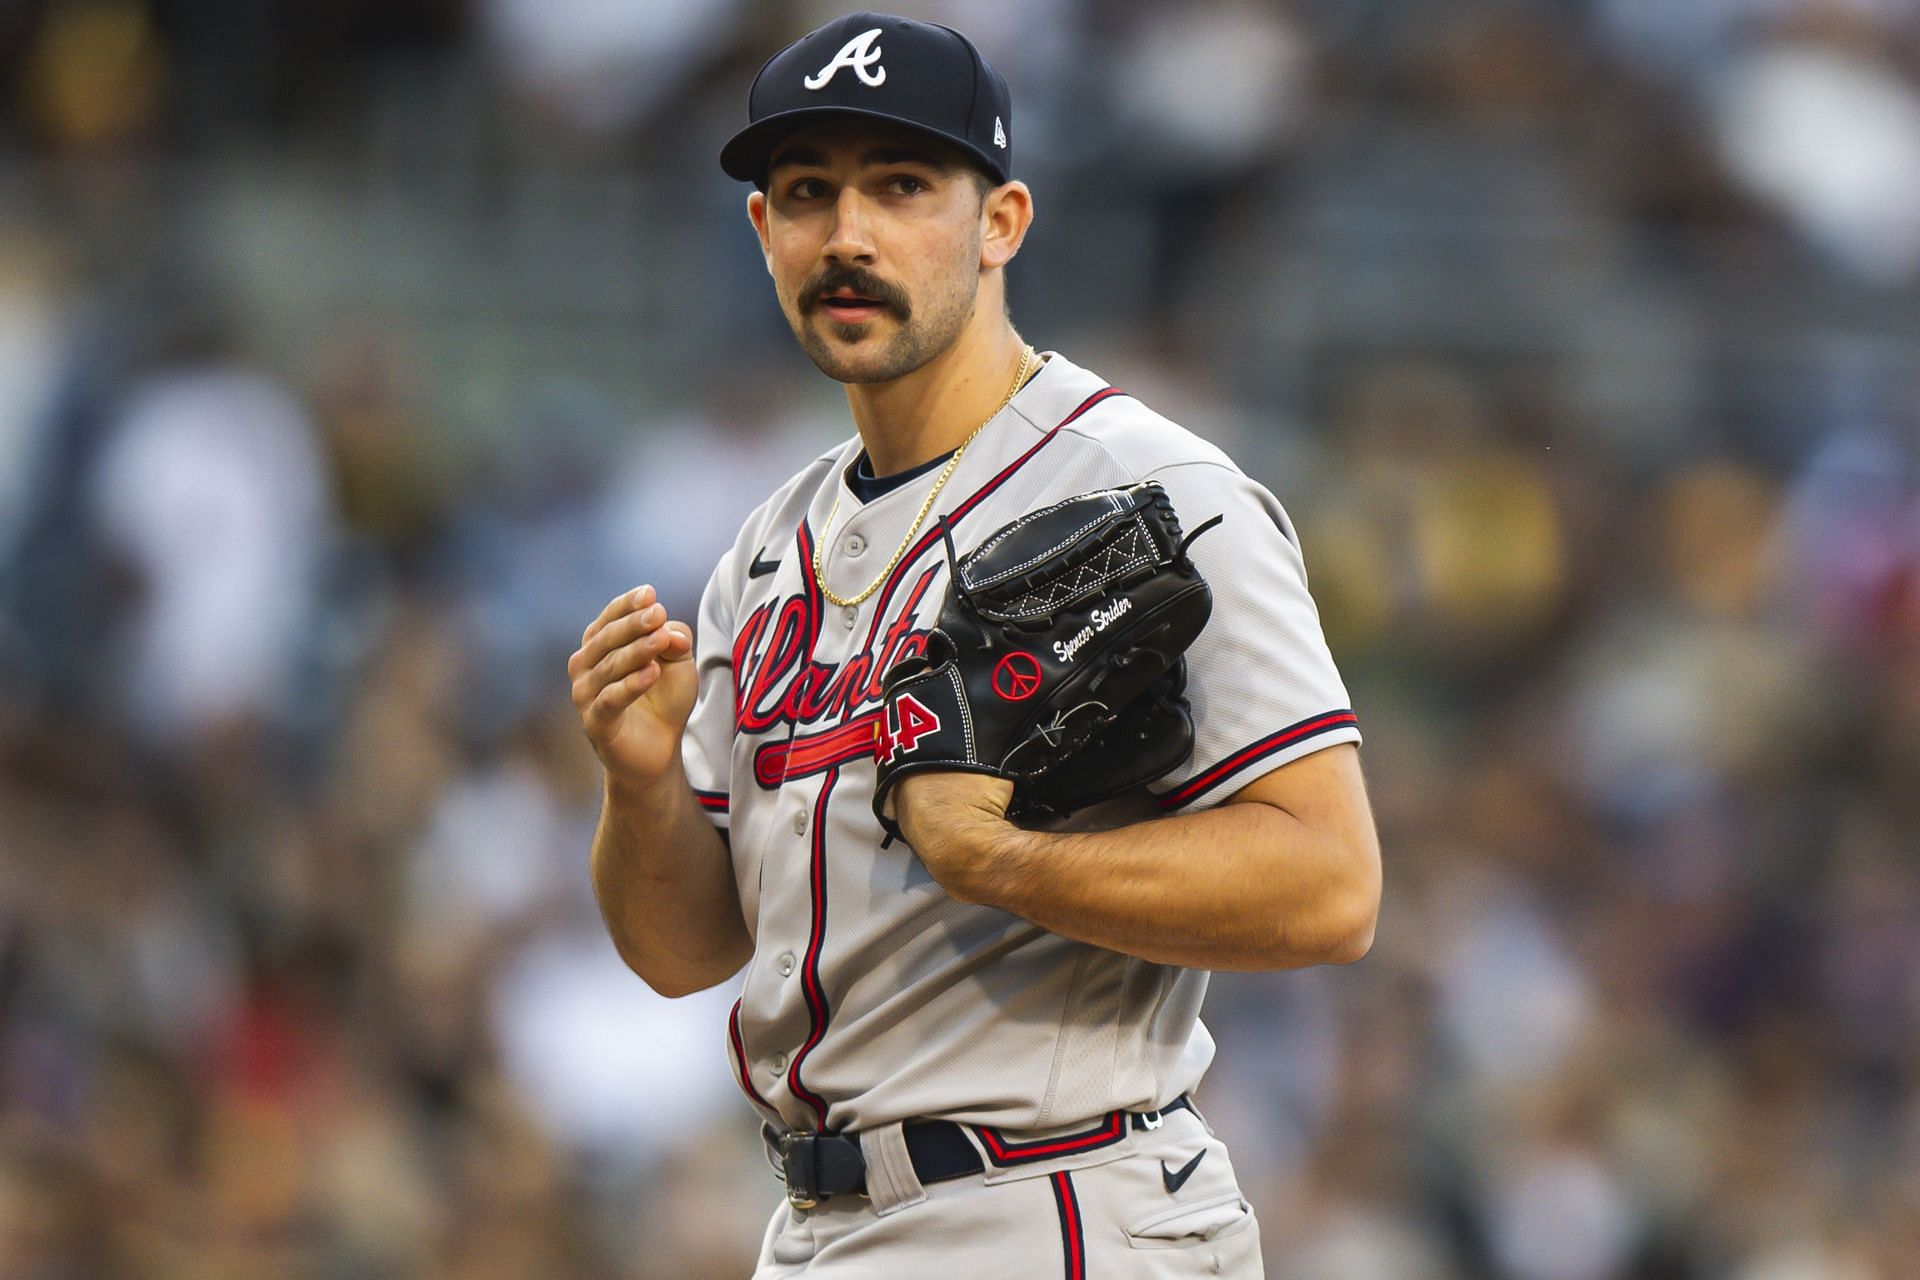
(693, 788, 731, 827)
(1155, 711, 1361, 812)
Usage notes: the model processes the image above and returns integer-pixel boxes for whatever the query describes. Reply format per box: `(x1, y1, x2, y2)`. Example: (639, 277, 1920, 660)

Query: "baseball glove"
(871, 480, 1221, 840)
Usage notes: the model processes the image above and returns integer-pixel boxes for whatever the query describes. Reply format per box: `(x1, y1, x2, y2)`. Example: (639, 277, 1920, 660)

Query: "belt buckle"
(778, 1132, 819, 1210)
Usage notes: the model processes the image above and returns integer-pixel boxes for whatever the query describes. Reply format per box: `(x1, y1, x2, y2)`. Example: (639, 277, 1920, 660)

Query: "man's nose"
(823, 188, 876, 263)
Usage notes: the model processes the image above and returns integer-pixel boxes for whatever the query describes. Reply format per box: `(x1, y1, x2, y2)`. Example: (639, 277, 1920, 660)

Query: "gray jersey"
(681, 351, 1359, 1137)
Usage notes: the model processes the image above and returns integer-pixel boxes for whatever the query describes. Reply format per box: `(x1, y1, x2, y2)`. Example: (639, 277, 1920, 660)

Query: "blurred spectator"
(84, 313, 333, 747)
(17, 0, 169, 152)
(1711, 26, 1920, 282)
(1302, 361, 1571, 673)
(490, 926, 742, 1172)
(597, 373, 846, 618)
(309, 329, 450, 574)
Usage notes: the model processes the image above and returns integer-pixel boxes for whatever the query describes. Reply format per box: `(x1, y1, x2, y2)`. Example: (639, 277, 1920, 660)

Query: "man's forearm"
(591, 766, 752, 997)
(918, 792, 1378, 972)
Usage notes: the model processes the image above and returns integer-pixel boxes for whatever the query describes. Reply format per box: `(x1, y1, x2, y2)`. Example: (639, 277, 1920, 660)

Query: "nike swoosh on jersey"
(1161, 1150, 1205, 1194)
(748, 549, 781, 578)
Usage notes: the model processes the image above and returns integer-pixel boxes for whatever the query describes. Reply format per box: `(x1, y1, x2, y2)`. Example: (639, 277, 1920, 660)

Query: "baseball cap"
(719, 12, 1013, 188)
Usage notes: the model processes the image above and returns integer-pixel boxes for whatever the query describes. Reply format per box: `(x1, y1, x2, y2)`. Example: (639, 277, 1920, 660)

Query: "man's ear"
(980, 181, 1033, 271)
(747, 190, 773, 273)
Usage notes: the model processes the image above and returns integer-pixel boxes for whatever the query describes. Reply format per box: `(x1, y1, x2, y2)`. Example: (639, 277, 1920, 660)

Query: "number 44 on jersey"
(874, 693, 941, 765)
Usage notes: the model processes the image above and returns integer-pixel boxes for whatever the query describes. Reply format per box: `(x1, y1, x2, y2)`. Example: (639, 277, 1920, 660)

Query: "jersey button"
(846, 533, 866, 556)
(769, 1053, 787, 1074)
(776, 952, 795, 977)
(791, 811, 806, 835)
(842, 607, 857, 629)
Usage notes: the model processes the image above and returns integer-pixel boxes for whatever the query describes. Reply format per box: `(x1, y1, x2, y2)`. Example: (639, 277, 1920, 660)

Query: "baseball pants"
(751, 1104, 1263, 1278)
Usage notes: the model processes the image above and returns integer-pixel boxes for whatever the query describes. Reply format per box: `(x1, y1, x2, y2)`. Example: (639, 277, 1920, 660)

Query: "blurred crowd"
(3, 1, 1919, 1277)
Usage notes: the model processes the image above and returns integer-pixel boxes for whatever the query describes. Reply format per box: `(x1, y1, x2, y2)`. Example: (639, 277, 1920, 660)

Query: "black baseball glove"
(871, 480, 1220, 840)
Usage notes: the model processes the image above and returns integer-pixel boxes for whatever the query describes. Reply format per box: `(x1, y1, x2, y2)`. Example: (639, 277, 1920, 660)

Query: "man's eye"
(889, 175, 927, 195)
(789, 179, 827, 199)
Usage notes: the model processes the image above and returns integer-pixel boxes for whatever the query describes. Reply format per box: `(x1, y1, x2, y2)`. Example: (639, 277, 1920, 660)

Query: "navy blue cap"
(720, 12, 1013, 188)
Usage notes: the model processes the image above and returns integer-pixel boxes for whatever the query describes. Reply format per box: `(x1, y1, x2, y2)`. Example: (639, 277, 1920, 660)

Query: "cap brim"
(719, 106, 1009, 187)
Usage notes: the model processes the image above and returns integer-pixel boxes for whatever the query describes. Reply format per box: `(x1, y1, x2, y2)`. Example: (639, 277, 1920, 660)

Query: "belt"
(765, 1096, 1195, 1209)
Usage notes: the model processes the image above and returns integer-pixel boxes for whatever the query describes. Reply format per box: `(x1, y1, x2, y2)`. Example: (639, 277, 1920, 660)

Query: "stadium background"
(3, 0, 1919, 1275)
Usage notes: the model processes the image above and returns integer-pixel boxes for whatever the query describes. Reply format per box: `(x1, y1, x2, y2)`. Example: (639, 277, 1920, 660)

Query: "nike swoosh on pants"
(1161, 1149, 1205, 1194)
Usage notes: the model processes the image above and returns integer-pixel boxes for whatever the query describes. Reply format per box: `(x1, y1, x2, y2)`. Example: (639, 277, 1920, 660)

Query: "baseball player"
(567, 13, 1380, 1277)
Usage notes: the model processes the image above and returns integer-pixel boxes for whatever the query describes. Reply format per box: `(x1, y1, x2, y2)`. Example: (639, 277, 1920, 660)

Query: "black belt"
(765, 1096, 1195, 1209)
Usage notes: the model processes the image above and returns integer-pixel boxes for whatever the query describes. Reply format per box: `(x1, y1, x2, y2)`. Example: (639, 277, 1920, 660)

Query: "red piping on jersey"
(694, 789, 729, 813)
(1158, 710, 1360, 811)
(784, 767, 838, 1127)
(796, 518, 823, 618)
(754, 712, 880, 787)
(791, 522, 825, 744)
(858, 386, 1130, 653)
(727, 999, 772, 1112)
(1050, 1171, 1086, 1280)
(976, 1110, 1127, 1165)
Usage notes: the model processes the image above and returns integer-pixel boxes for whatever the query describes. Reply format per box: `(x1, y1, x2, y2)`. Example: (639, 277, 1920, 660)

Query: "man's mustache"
(800, 266, 911, 319)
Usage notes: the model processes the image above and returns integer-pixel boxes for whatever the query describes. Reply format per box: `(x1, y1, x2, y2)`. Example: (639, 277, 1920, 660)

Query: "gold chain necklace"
(812, 345, 1036, 609)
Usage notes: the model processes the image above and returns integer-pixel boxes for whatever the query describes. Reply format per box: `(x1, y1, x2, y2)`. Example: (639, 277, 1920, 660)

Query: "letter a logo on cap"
(804, 28, 887, 90)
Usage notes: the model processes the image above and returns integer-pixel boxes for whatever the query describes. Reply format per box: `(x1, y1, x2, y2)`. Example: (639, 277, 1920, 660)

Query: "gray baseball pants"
(751, 1104, 1263, 1278)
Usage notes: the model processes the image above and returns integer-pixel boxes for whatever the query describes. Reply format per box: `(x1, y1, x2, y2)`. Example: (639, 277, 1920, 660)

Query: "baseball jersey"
(681, 351, 1360, 1137)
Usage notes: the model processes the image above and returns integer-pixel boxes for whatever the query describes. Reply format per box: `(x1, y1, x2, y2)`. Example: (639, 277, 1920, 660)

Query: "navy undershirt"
(848, 449, 955, 503)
